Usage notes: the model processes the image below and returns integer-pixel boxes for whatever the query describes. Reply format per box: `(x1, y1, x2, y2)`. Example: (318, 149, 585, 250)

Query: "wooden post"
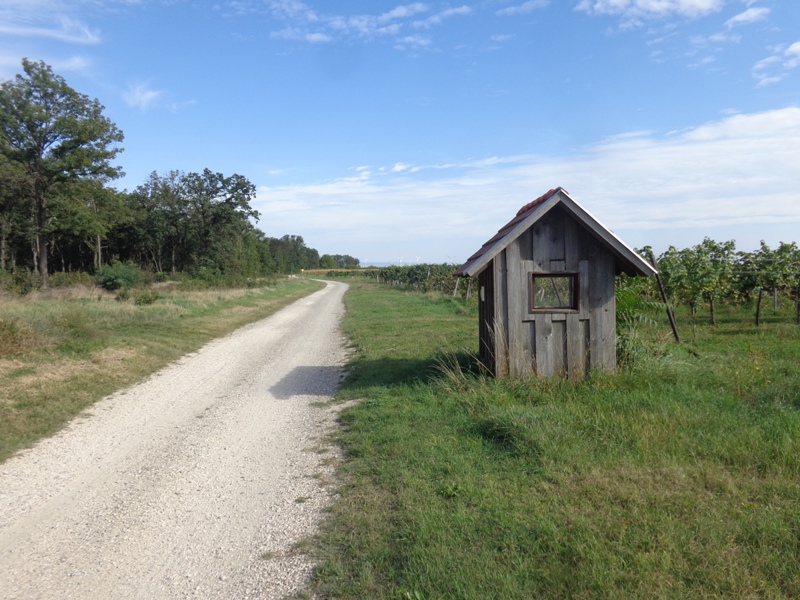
(649, 251, 680, 343)
(796, 286, 800, 325)
(452, 277, 461, 299)
(465, 278, 473, 301)
(756, 288, 763, 326)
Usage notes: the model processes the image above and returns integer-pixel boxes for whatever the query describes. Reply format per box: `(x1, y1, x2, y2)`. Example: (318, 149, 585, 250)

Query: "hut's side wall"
(492, 206, 616, 378)
(477, 266, 495, 372)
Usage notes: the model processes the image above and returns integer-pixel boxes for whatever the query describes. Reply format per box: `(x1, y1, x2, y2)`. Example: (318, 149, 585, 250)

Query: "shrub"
(95, 261, 143, 291)
(133, 290, 160, 305)
(0, 270, 41, 294)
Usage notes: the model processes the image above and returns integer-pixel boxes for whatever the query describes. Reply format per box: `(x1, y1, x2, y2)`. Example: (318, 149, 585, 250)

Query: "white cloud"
(265, 0, 319, 23)
(724, 7, 770, 28)
(305, 32, 332, 43)
(496, 1, 549, 17)
(753, 41, 800, 87)
(414, 6, 472, 28)
(785, 42, 800, 68)
(490, 34, 514, 43)
(253, 107, 800, 262)
(691, 32, 740, 45)
(394, 35, 432, 50)
(123, 83, 163, 110)
(379, 3, 429, 22)
(254, 2, 476, 48)
(576, 0, 724, 26)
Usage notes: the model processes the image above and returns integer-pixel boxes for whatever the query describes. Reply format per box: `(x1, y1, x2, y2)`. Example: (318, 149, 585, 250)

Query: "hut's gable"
(456, 188, 654, 378)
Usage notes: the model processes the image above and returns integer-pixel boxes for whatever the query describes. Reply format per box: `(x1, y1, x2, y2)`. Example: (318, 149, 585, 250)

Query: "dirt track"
(0, 280, 349, 599)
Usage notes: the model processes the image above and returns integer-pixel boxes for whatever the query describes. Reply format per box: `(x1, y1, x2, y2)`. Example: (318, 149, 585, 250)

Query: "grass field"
(0, 279, 323, 462)
(311, 282, 800, 599)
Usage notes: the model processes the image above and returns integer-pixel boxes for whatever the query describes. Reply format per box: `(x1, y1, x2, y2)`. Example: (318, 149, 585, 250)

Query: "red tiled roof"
(454, 187, 564, 276)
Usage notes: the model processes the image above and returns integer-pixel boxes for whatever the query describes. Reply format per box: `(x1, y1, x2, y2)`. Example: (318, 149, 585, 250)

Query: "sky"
(1, 0, 799, 265)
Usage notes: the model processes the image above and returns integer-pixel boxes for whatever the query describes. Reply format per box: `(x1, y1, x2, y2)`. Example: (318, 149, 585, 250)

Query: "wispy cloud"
(394, 35, 432, 51)
(233, 2, 480, 49)
(0, 15, 101, 44)
(123, 83, 164, 110)
(576, 0, 724, 27)
(753, 41, 800, 87)
(496, 1, 549, 17)
(725, 7, 770, 29)
(254, 107, 800, 261)
(413, 6, 472, 28)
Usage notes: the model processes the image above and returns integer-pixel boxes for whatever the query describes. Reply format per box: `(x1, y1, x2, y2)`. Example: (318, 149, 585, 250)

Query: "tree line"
(0, 59, 339, 289)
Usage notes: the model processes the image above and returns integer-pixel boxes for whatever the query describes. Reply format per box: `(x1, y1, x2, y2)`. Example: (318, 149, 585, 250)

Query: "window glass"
(530, 274, 578, 311)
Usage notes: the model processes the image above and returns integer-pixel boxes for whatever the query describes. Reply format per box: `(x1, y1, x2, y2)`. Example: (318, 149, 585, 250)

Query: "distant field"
(312, 281, 800, 599)
(0, 279, 323, 462)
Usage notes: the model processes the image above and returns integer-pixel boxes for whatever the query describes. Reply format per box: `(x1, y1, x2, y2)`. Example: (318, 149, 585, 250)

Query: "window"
(529, 273, 579, 312)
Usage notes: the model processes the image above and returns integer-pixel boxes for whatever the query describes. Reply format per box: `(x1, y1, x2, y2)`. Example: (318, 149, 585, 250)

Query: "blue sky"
(2, 0, 799, 264)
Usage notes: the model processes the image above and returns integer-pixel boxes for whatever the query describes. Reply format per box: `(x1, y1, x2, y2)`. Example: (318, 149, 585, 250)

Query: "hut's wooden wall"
(480, 205, 616, 378)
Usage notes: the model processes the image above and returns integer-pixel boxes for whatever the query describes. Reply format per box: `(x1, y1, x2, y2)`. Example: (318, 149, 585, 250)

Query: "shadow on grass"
(337, 351, 479, 392)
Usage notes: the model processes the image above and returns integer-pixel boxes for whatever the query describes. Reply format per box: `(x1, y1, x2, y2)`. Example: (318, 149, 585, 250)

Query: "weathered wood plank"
(478, 268, 494, 371)
(564, 216, 580, 271)
(566, 313, 582, 377)
(506, 240, 532, 377)
(588, 246, 616, 372)
(519, 228, 533, 261)
(534, 314, 554, 377)
(578, 259, 590, 320)
(552, 319, 567, 375)
(494, 251, 509, 377)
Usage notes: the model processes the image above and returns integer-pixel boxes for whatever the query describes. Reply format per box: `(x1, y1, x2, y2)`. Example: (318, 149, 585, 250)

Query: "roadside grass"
(0, 279, 323, 462)
(312, 282, 800, 599)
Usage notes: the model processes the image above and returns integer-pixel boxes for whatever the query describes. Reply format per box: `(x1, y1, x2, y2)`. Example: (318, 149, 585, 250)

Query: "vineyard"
(319, 237, 800, 326)
(323, 263, 473, 299)
(636, 238, 800, 325)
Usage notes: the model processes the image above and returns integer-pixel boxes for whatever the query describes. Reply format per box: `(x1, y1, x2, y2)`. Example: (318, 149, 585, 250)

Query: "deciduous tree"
(0, 59, 124, 286)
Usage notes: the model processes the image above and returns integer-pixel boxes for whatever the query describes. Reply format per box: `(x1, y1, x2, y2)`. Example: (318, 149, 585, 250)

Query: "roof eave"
(556, 191, 657, 277)
(456, 189, 564, 277)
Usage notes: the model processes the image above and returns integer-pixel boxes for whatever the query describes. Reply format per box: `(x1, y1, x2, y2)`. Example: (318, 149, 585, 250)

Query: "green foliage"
(133, 289, 160, 305)
(654, 238, 800, 325)
(0, 59, 124, 287)
(94, 261, 143, 291)
(1, 270, 41, 295)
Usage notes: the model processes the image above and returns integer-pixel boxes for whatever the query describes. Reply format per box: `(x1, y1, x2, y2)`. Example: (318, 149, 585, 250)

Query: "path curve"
(0, 280, 349, 599)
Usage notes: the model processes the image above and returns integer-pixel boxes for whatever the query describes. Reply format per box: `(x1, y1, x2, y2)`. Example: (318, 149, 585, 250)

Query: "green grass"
(311, 282, 800, 599)
(0, 279, 323, 462)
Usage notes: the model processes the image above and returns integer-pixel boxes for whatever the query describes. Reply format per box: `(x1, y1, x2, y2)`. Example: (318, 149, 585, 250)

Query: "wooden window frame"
(528, 272, 580, 313)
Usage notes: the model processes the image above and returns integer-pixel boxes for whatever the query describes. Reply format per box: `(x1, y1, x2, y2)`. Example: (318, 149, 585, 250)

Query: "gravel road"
(0, 280, 350, 600)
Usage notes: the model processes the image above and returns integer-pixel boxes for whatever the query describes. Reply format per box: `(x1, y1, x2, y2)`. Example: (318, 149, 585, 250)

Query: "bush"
(133, 290, 160, 305)
(95, 261, 143, 291)
(0, 270, 40, 294)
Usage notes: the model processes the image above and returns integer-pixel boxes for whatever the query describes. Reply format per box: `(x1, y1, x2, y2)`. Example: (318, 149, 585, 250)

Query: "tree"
(181, 169, 259, 273)
(0, 59, 124, 287)
(49, 179, 130, 271)
(0, 153, 32, 271)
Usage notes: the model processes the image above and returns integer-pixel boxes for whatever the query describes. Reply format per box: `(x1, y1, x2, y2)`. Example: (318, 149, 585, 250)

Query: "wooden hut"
(454, 187, 656, 378)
